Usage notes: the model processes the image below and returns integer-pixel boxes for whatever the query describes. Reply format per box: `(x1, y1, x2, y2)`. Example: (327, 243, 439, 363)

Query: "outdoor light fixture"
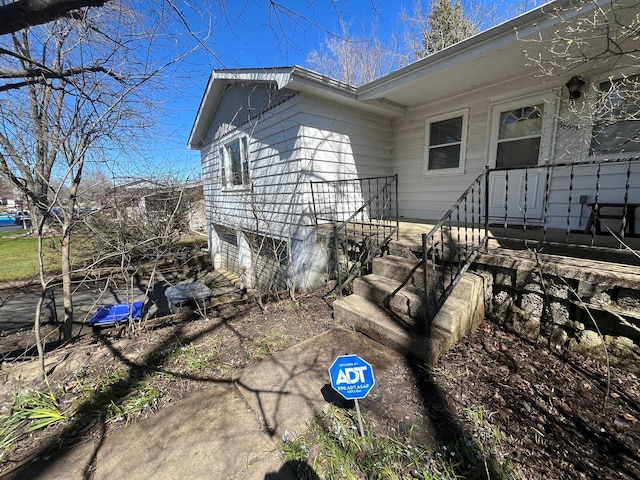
(565, 75, 585, 100)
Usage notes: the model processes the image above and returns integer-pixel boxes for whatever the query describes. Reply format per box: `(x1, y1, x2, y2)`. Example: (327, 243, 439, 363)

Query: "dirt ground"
(0, 291, 639, 479)
(426, 322, 640, 480)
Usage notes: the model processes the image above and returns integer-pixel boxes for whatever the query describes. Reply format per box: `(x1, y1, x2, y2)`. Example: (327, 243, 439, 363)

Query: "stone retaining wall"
(472, 251, 640, 375)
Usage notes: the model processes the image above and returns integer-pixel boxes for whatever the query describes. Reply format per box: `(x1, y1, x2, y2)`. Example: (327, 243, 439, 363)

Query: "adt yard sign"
(329, 354, 375, 400)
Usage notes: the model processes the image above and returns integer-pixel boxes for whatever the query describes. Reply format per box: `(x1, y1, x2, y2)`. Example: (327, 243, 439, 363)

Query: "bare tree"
(0, 4, 180, 341)
(306, 20, 409, 85)
(75, 168, 111, 207)
(307, 1, 550, 84)
(0, 174, 16, 199)
(521, 0, 639, 76)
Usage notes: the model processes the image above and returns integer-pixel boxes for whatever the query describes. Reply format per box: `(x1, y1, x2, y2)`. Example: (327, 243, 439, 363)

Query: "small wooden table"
(585, 203, 639, 236)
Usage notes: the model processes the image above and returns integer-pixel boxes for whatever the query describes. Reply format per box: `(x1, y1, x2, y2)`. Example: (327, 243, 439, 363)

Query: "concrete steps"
(353, 273, 426, 328)
(372, 255, 430, 289)
(334, 254, 487, 365)
(333, 294, 446, 366)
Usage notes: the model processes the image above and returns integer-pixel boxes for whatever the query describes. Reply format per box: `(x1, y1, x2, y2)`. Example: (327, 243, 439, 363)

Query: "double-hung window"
(220, 136, 250, 187)
(424, 109, 468, 175)
(590, 76, 640, 155)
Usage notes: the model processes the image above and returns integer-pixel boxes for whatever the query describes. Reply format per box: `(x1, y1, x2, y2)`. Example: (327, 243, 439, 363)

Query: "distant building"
(108, 179, 205, 232)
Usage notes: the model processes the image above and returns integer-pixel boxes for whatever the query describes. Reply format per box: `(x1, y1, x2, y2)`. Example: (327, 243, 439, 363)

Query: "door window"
(496, 104, 544, 168)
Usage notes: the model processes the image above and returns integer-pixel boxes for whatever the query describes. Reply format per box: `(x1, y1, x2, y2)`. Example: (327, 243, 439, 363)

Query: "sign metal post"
(328, 354, 375, 437)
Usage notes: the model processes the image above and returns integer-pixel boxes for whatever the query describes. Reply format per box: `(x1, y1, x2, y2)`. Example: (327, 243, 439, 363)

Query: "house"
(109, 179, 206, 232)
(188, 0, 640, 293)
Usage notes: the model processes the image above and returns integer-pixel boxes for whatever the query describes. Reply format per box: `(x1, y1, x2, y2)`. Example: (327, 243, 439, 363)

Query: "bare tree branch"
(0, 0, 109, 35)
(0, 64, 124, 91)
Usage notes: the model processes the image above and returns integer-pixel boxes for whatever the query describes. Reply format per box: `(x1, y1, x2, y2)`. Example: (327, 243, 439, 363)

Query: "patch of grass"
(0, 221, 208, 283)
(279, 406, 519, 480)
(0, 387, 67, 460)
(66, 339, 221, 428)
(0, 233, 59, 282)
(0, 229, 28, 239)
(0, 229, 80, 282)
(72, 363, 169, 426)
(461, 406, 518, 479)
(245, 333, 294, 362)
(281, 300, 300, 311)
(108, 374, 169, 424)
(163, 341, 222, 372)
(185, 343, 222, 372)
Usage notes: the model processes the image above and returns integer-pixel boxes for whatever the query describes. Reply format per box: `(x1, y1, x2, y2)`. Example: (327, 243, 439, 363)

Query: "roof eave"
(187, 68, 295, 149)
(358, 0, 574, 101)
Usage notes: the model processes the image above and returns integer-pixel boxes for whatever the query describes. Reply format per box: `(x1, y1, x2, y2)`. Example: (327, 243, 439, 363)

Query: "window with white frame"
(590, 76, 640, 155)
(424, 109, 468, 175)
(220, 136, 250, 187)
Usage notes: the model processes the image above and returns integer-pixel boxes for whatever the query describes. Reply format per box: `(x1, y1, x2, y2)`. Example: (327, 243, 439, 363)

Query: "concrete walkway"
(9, 328, 412, 479)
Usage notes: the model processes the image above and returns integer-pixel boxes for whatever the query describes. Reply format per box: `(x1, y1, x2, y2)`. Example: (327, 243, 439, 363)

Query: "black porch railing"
(420, 156, 640, 318)
(310, 175, 399, 293)
(421, 169, 489, 317)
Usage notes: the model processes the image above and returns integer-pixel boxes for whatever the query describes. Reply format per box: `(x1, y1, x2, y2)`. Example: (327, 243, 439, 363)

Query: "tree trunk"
(60, 226, 73, 340)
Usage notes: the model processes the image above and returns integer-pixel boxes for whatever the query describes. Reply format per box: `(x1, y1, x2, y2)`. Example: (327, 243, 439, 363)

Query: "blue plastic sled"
(89, 301, 144, 327)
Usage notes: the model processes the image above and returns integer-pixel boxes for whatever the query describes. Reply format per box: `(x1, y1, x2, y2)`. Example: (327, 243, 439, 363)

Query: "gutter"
(289, 66, 406, 115)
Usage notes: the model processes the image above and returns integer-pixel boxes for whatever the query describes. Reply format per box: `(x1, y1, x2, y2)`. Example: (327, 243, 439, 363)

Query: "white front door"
(488, 169, 544, 224)
(488, 93, 557, 225)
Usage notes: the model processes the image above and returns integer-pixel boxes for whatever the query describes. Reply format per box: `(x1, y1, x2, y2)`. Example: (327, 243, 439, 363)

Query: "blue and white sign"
(328, 354, 375, 400)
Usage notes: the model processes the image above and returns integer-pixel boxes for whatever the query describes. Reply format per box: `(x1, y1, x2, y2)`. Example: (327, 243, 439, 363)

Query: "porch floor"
(393, 218, 640, 268)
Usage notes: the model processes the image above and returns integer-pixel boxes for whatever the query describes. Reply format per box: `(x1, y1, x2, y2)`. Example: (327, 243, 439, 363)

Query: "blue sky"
(150, 0, 548, 180)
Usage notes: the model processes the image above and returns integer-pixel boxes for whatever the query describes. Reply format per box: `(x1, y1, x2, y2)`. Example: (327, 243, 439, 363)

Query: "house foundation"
(473, 249, 640, 375)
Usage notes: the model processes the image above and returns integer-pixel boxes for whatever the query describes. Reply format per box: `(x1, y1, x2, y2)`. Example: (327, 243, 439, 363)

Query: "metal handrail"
(310, 174, 399, 294)
(421, 168, 489, 319)
(335, 176, 397, 231)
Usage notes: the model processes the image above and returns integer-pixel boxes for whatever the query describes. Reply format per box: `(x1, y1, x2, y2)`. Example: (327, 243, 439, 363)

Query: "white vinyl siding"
(391, 75, 561, 221)
(205, 82, 296, 141)
(393, 95, 488, 220)
(200, 91, 392, 290)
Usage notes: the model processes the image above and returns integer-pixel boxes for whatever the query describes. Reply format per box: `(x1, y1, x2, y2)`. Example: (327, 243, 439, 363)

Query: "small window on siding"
(221, 136, 251, 187)
(246, 232, 288, 262)
(213, 223, 237, 245)
(424, 109, 468, 175)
